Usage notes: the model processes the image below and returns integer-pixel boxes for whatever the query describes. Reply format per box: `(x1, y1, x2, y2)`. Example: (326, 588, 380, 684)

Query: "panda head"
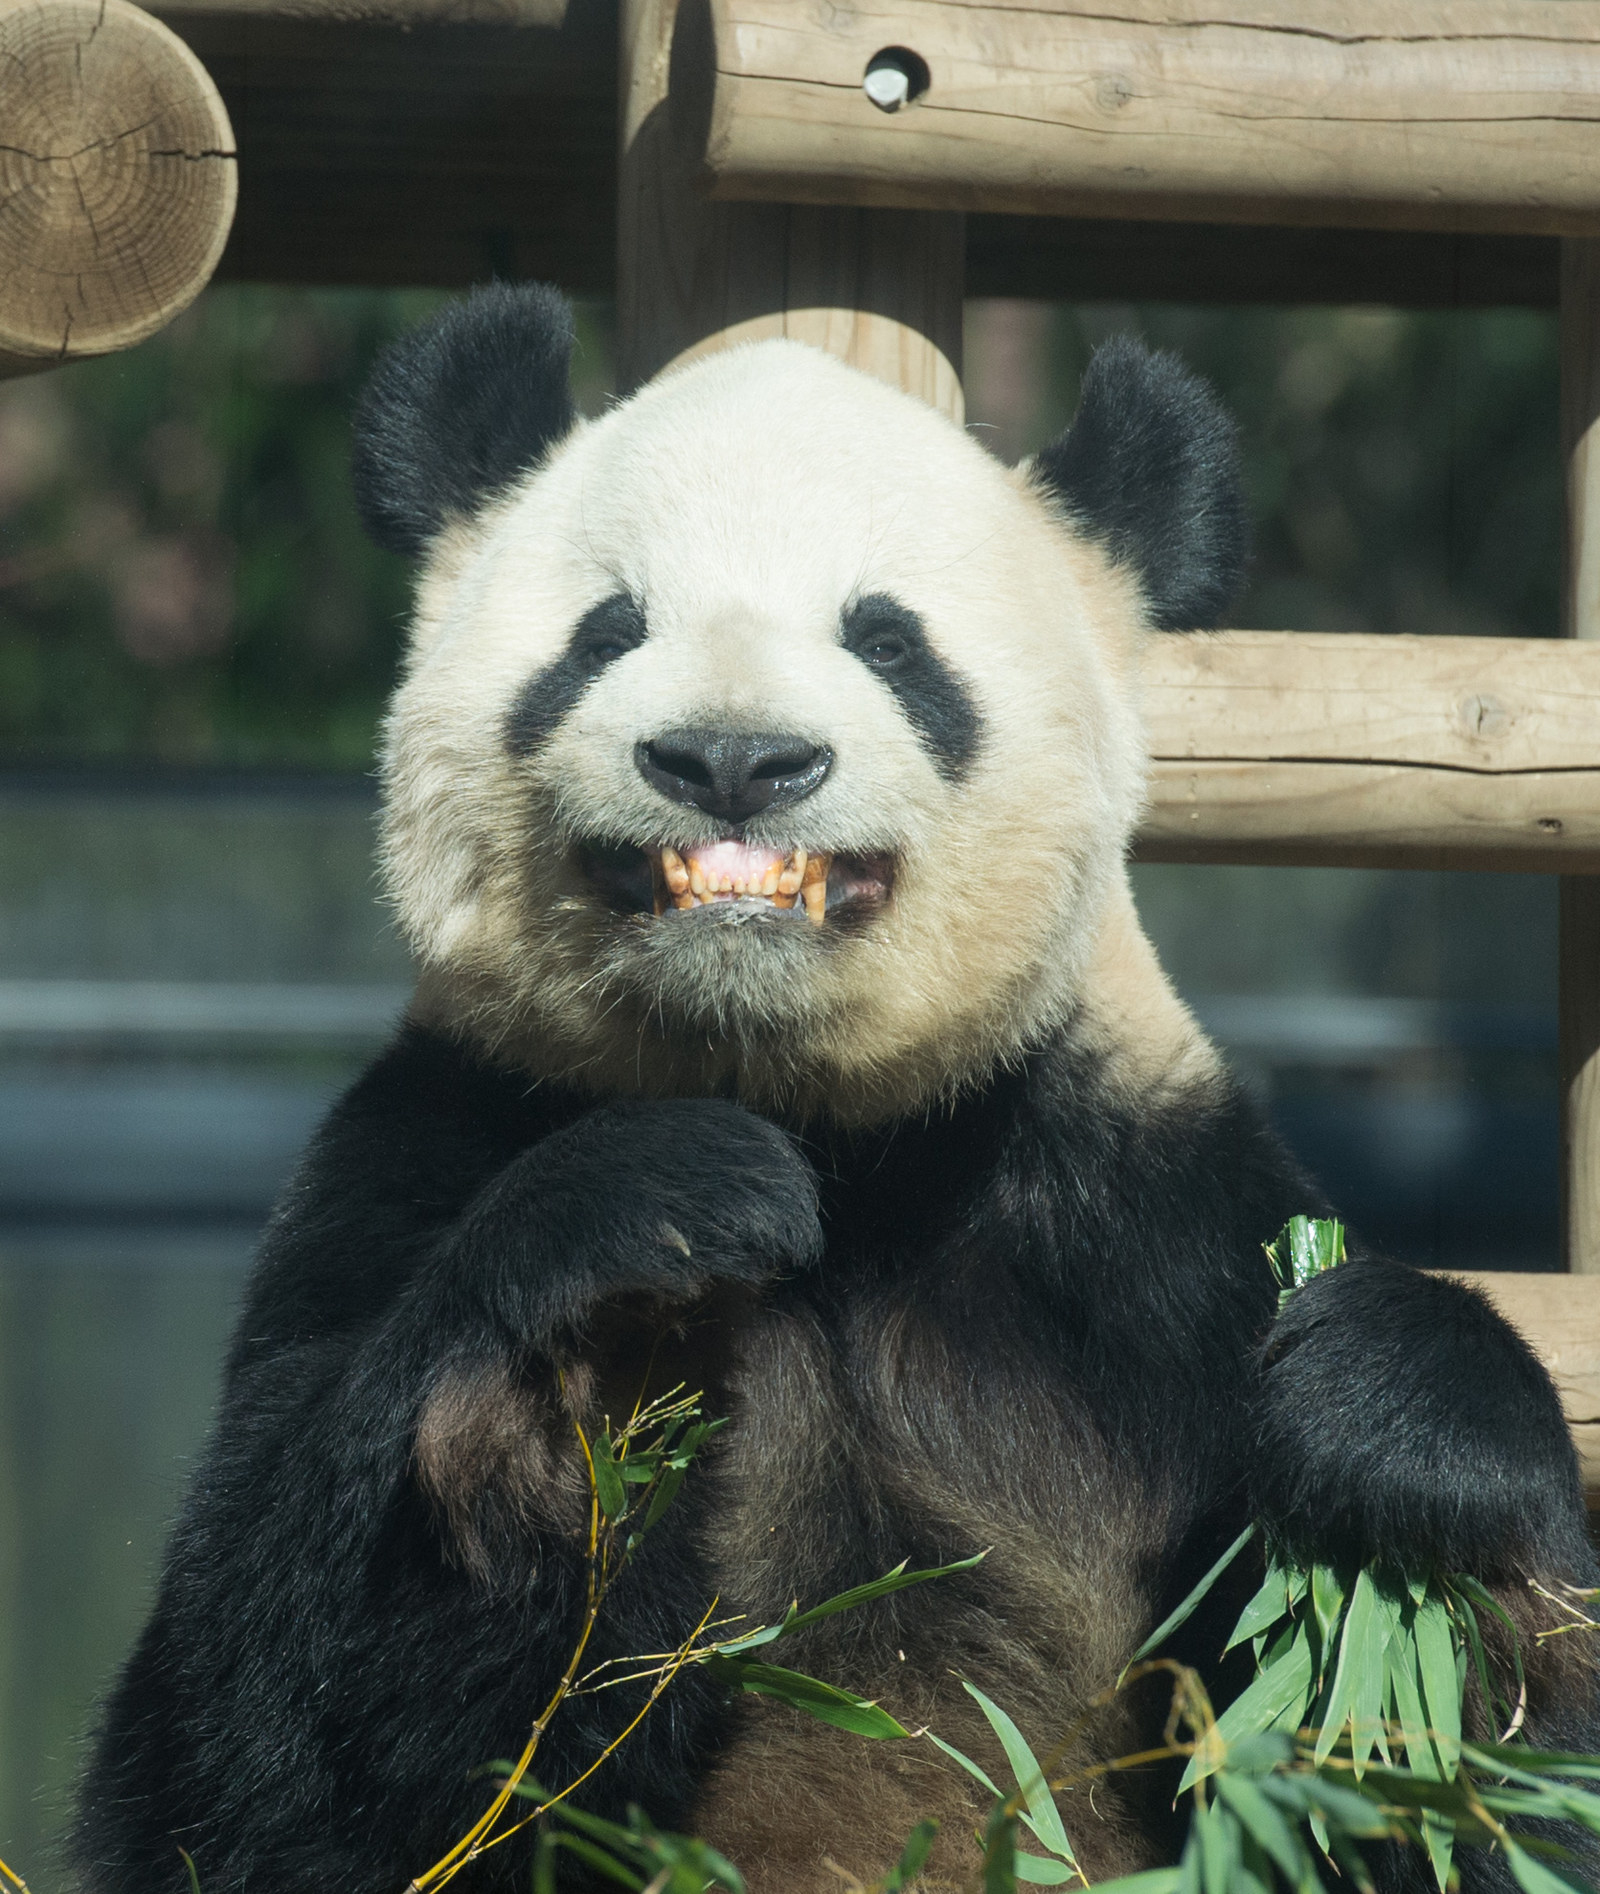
(355, 284, 1245, 1121)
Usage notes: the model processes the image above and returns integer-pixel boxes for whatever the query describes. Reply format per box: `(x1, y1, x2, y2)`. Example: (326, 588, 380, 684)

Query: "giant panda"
(75, 284, 1599, 1894)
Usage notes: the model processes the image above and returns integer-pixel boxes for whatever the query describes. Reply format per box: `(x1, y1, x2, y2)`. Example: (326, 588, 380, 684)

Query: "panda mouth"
(578, 841, 894, 927)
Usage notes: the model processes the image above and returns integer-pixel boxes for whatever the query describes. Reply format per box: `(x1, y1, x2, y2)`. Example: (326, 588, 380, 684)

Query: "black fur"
(351, 283, 576, 556)
(505, 592, 649, 758)
(74, 1019, 1598, 1892)
(839, 593, 982, 782)
(1030, 336, 1248, 630)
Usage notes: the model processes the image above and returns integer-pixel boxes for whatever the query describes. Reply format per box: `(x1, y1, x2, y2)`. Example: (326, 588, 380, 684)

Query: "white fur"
(382, 341, 1186, 1122)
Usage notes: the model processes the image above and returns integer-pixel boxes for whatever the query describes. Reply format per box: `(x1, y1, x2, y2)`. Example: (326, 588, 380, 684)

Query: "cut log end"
(0, 0, 236, 377)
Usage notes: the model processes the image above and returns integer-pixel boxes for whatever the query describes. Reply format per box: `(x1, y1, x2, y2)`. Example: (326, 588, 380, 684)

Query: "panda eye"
(584, 639, 629, 666)
(860, 636, 906, 667)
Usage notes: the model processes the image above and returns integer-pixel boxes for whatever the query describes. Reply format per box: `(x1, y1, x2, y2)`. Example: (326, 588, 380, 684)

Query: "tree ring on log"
(0, 0, 236, 377)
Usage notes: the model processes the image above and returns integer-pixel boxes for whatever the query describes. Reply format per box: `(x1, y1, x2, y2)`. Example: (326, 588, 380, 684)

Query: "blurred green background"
(0, 286, 1568, 1883)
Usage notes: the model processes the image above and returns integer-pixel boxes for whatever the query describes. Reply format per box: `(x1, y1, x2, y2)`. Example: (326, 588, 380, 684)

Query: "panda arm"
(1253, 1260, 1600, 1758)
(76, 1031, 820, 1894)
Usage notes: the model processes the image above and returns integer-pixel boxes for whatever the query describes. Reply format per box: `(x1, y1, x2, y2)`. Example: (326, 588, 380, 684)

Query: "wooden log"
(0, 0, 236, 376)
(1447, 1272, 1600, 1497)
(1135, 631, 1600, 871)
(687, 0, 1600, 237)
(619, 0, 962, 413)
(1561, 243, 1600, 1274)
(152, 0, 564, 19)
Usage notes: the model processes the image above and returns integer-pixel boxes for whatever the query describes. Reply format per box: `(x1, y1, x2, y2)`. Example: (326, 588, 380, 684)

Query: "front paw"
(465, 1098, 822, 1333)
(1250, 1260, 1588, 1578)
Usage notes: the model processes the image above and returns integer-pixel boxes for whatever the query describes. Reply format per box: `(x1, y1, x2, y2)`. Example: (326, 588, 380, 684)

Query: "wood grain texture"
(0, 0, 236, 375)
(1446, 1271, 1600, 1494)
(696, 0, 1600, 236)
(619, 0, 962, 412)
(1135, 632, 1600, 870)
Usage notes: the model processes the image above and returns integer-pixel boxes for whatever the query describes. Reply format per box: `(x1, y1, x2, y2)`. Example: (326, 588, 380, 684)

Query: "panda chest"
(701, 1289, 1164, 1694)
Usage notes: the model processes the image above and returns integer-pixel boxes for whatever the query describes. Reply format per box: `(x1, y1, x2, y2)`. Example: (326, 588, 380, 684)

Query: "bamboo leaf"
(1414, 1593, 1462, 1769)
(1226, 1563, 1293, 1655)
(1314, 1568, 1385, 1770)
(880, 1820, 939, 1894)
(642, 1462, 688, 1530)
(1013, 1855, 1082, 1884)
(1502, 1837, 1594, 1894)
(705, 1659, 910, 1739)
(961, 1681, 1077, 1864)
(591, 1435, 628, 1520)
(1085, 1874, 1181, 1894)
(983, 1806, 1018, 1894)
(1181, 1622, 1313, 1791)
(925, 1731, 1005, 1802)
(1195, 1798, 1241, 1894)
(1212, 1773, 1310, 1887)
(1126, 1526, 1256, 1676)
(781, 1553, 988, 1637)
(1310, 1564, 1346, 1688)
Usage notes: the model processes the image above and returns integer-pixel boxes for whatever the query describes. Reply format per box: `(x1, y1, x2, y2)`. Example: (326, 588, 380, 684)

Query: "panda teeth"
(651, 845, 831, 926)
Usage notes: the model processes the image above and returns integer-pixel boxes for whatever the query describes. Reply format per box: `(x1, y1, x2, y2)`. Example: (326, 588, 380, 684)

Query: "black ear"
(351, 282, 577, 557)
(1028, 336, 1248, 631)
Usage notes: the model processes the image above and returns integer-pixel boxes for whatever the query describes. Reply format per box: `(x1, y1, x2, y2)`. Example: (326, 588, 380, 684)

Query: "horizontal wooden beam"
(143, 0, 1561, 297)
(1448, 1272, 1600, 1497)
(692, 0, 1600, 237)
(1136, 632, 1600, 871)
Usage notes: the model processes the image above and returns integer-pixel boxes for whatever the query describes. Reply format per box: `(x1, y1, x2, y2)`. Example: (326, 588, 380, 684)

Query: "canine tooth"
(761, 863, 780, 897)
(801, 853, 829, 886)
(776, 864, 803, 896)
(803, 881, 826, 926)
(660, 848, 690, 895)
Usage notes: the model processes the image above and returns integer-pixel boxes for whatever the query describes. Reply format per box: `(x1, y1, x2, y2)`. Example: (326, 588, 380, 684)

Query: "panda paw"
(1249, 1260, 1590, 1580)
(462, 1098, 822, 1337)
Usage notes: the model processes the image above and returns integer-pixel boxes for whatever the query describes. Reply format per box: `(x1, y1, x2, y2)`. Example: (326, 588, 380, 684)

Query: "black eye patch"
(839, 593, 982, 784)
(504, 592, 647, 758)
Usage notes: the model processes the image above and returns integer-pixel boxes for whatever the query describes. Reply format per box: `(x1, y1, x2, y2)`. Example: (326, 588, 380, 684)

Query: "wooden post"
(1560, 240, 1600, 1272)
(0, 0, 235, 377)
(617, 0, 963, 416)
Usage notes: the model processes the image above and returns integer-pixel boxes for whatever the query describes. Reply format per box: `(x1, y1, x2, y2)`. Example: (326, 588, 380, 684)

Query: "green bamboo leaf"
(781, 1553, 988, 1636)
(642, 1461, 687, 1530)
(1502, 1837, 1594, 1894)
(547, 1835, 646, 1891)
(1181, 1622, 1313, 1791)
(1414, 1593, 1462, 1768)
(983, 1805, 1018, 1894)
(1013, 1855, 1082, 1884)
(1386, 1625, 1435, 1783)
(1226, 1563, 1293, 1655)
(590, 1435, 627, 1520)
(1127, 1526, 1256, 1677)
(961, 1681, 1077, 1864)
(1085, 1873, 1181, 1894)
(1195, 1798, 1241, 1894)
(925, 1730, 1005, 1802)
(880, 1820, 939, 1894)
(1314, 1568, 1386, 1770)
(1311, 1563, 1346, 1666)
(706, 1658, 910, 1738)
(1213, 1772, 1311, 1887)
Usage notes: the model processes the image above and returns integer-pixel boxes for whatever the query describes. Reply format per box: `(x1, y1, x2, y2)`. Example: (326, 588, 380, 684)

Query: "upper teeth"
(653, 846, 830, 926)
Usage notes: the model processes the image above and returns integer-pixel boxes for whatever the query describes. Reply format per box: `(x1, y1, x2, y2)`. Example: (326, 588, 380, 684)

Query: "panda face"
(361, 294, 1243, 1119)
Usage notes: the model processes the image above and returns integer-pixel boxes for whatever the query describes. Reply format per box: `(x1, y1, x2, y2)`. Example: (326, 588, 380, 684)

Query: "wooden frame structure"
(5, 0, 1600, 1475)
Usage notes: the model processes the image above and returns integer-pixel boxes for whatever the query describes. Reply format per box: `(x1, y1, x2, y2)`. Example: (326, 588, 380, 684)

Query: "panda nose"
(636, 728, 833, 824)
